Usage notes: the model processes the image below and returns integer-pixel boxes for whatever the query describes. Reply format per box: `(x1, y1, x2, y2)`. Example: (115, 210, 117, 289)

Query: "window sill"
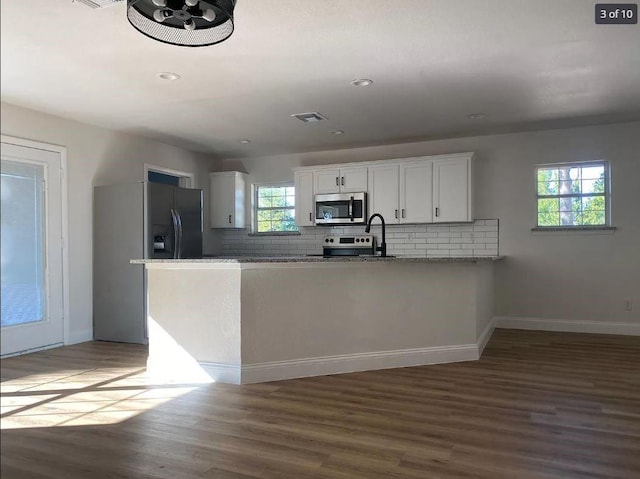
(248, 231, 301, 237)
(531, 226, 617, 234)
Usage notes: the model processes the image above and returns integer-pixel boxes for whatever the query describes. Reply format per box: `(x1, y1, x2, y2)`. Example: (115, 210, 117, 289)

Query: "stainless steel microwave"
(314, 192, 367, 225)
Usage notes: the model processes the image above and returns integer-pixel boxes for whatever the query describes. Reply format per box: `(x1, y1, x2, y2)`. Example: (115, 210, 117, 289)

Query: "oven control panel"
(322, 235, 375, 255)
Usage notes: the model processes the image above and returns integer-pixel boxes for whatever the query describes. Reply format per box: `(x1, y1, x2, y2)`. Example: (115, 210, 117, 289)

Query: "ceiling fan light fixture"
(127, 0, 235, 47)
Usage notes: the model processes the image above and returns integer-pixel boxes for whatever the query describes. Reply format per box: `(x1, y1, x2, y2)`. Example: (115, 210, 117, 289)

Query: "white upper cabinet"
(400, 161, 433, 223)
(369, 161, 434, 224)
(433, 158, 472, 223)
(368, 165, 400, 223)
(209, 171, 247, 228)
(294, 152, 474, 225)
(294, 170, 314, 226)
(314, 166, 368, 194)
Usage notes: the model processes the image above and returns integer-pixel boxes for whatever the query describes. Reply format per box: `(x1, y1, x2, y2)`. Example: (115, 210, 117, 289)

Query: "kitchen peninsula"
(133, 256, 500, 384)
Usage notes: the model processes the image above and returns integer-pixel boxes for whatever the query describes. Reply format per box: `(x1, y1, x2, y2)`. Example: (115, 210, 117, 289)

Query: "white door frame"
(1, 134, 70, 347)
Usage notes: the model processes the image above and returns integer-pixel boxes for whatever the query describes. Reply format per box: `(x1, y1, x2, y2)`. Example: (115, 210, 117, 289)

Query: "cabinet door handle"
(402, 209, 406, 218)
(336, 176, 339, 186)
(309, 212, 312, 221)
(395, 209, 398, 219)
(228, 214, 232, 224)
(341, 176, 345, 186)
(435, 207, 439, 217)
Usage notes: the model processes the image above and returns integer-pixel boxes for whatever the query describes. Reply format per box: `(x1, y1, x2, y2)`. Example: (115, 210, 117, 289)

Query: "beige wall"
(1, 102, 220, 342)
(218, 121, 640, 325)
(241, 262, 479, 363)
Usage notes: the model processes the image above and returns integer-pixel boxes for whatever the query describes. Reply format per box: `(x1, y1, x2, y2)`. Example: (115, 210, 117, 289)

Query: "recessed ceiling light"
(238, 139, 251, 144)
(468, 113, 487, 120)
(351, 79, 373, 87)
(330, 130, 345, 135)
(157, 72, 181, 81)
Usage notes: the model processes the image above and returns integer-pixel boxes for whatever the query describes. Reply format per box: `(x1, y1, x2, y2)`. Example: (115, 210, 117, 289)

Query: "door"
(368, 165, 400, 223)
(433, 158, 470, 222)
(1, 141, 64, 356)
(294, 170, 314, 226)
(314, 169, 341, 194)
(401, 161, 433, 223)
(174, 187, 203, 259)
(147, 182, 175, 259)
(340, 166, 368, 193)
(209, 172, 234, 227)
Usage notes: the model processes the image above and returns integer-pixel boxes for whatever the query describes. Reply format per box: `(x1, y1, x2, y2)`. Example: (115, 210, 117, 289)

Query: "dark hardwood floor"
(1, 329, 639, 478)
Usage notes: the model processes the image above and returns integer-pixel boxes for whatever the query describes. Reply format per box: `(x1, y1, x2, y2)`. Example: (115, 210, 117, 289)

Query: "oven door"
(315, 193, 366, 224)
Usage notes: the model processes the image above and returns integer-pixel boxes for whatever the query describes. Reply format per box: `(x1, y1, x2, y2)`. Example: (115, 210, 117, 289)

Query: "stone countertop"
(132, 255, 504, 264)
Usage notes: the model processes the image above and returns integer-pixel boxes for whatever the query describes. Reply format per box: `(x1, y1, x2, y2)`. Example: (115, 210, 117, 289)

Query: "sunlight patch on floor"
(1, 367, 199, 430)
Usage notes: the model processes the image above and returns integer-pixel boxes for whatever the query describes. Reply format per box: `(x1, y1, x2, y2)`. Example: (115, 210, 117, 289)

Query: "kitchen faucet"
(365, 213, 387, 257)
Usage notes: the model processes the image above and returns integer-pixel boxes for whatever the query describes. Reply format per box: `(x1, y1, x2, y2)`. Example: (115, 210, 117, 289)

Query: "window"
(536, 161, 610, 227)
(148, 170, 180, 186)
(254, 184, 298, 233)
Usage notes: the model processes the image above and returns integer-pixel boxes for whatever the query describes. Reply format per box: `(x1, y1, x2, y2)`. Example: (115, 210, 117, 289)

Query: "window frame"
(252, 182, 299, 235)
(534, 160, 611, 229)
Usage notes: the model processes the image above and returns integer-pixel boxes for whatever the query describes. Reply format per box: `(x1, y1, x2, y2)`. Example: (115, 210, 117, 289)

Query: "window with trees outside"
(536, 161, 609, 227)
(255, 184, 298, 233)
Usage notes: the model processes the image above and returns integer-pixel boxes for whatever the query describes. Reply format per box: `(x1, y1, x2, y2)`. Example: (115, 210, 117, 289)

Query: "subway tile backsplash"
(219, 219, 499, 257)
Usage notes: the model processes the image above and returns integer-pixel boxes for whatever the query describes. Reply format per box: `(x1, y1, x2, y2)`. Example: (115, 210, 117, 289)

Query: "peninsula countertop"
(131, 255, 503, 265)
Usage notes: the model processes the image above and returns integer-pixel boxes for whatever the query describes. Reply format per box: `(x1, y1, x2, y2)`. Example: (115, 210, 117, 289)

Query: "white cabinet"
(209, 171, 247, 228)
(368, 161, 433, 224)
(433, 158, 472, 222)
(294, 152, 474, 226)
(314, 166, 368, 194)
(294, 170, 314, 226)
(400, 162, 433, 223)
(368, 165, 400, 223)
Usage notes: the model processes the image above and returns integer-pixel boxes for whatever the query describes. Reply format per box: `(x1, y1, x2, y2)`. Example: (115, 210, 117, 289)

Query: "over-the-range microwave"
(314, 192, 367, 225)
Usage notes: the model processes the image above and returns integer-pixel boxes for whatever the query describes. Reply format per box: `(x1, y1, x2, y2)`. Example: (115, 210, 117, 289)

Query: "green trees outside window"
(255, 185, 298, 233)
(536, 162, 608, 227)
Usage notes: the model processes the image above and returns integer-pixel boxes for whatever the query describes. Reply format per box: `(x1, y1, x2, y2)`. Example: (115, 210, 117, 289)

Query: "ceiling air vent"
(74, 0, 124, 8)
(291, 112, 328, 123)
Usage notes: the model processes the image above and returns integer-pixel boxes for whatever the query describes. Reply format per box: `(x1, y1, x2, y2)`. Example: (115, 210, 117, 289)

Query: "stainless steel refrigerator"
(93, 182, 203, 344)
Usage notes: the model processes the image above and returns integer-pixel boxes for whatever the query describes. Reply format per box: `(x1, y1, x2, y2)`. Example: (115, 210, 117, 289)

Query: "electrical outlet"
(624, 299, 633, 311)
(407, 232, 414, 240)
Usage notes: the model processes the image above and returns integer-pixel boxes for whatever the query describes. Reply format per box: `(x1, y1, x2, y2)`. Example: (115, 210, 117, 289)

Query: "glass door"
(1, 142, 64, 356)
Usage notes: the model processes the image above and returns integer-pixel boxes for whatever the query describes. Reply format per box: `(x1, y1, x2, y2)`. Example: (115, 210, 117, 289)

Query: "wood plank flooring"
(1, 329, 639, 478)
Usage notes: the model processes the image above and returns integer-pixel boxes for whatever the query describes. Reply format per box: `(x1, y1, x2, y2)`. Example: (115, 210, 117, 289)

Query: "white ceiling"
(2, 1, 639, 158)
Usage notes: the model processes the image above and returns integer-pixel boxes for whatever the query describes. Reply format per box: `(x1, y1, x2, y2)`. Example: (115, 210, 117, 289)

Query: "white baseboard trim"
(476, 321, 495, 357)
(1, 342, 63, 359)
(240, 344, 479, 384)
(493, 316, 640, 336)
(67, 329, 93, 345)
(198, 362, 242, 385)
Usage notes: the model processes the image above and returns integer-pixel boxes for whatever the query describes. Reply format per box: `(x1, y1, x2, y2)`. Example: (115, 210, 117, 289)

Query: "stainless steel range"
(322, 235, 375, 256)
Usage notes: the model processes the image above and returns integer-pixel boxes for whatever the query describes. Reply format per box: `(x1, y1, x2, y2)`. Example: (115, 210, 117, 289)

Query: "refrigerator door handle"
(171, 209, 179, 259)
(176, 210, 183, 259)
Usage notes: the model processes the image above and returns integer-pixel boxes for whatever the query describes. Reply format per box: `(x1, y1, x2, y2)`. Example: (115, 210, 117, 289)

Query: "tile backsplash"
(219, 219, 499, 257)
